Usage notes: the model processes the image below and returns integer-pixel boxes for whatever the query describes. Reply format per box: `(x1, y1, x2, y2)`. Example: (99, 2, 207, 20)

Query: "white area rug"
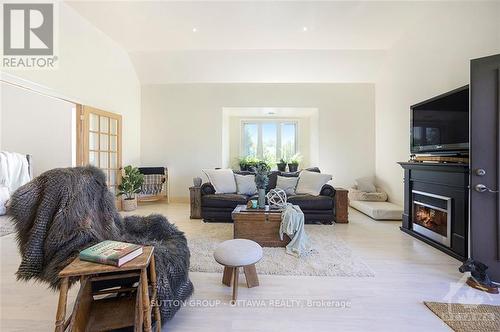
(0, 215, 15, 237)
(187, 223, 374, 277)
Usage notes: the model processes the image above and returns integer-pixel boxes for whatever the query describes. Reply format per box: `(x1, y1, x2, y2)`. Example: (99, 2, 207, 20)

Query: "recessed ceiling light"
(192, 28, 197, 32)
(302, 27, 308, 32)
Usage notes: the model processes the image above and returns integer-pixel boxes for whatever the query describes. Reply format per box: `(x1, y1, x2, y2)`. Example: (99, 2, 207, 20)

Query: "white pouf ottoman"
(214, 239, 263, 301)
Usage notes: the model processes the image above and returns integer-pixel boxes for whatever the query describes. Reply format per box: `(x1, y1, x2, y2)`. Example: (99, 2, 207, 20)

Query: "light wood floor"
(1, 203, 498, 331)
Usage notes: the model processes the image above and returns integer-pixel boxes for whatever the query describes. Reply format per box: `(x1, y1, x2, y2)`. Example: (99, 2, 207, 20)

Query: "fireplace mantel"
(398, 162, 469, 261)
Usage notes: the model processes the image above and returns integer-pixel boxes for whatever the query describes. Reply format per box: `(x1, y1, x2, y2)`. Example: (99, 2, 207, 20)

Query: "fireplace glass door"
(412, 191, 452, 247)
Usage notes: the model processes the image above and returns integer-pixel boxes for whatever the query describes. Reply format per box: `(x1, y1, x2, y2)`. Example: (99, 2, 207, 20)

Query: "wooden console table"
(55, 246, 161, 332)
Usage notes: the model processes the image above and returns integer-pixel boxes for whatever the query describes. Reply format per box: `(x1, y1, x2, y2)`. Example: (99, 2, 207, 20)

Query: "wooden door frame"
(76, 104, 84, 166)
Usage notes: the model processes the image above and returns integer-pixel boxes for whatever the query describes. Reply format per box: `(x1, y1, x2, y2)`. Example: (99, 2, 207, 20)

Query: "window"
(241, 121, 297, 161)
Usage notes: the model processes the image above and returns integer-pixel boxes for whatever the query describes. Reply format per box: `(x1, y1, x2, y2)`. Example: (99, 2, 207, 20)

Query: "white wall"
(375, 1, 500, 205)
(131, 50, 385, 84)
(1, 82, 75, 175)
(1, 3, 141, 165)
(141, 83, 375, 200)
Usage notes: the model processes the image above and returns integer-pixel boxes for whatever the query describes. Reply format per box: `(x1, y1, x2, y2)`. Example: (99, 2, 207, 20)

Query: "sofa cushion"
(355, 177, 376, 193)
(202, 169, 237, 194)
(349, 186, 388, 202)
(296, 170, 332, 195)
(267, 171, 280, 191)
(287, 194, 333, 210)
(233, 170, 255, 176)
(349, 200, 402, 220)
(237, 168, 320, 192)
(202, 194, 248, 208)
(279, 171, 300, 177)
(276, 175, 298, 196)
(234, 174, 257, 196)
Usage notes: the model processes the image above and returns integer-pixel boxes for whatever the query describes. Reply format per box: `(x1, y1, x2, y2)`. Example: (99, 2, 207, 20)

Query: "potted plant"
(239, 156, 260, 171)
(238, 157, 249, 171)
(276, 158, 287, 172)
(117, 165, 144, 211)
(254, 161, 270, 208)
(287, 153, 302, 172)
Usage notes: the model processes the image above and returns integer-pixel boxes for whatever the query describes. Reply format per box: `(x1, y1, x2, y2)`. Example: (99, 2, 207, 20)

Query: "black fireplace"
(399, 162, 468, 261)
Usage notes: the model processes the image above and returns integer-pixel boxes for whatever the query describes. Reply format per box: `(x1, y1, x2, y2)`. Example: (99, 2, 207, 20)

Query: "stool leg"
(243, 264, 259, 288)
(222, 266, 233, 287)
(232, 267, 239, 302)
(54, 277, 69, 332)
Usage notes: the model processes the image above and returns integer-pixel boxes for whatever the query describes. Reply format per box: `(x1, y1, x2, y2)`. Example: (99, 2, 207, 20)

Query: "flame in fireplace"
(414, 205, 448, 236)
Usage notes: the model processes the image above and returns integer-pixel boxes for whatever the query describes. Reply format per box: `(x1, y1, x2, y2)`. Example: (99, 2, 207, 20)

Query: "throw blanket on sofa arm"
(0, 151, 31, 194)
(280, 204, 313, 257)
(7, 166, 193, 323)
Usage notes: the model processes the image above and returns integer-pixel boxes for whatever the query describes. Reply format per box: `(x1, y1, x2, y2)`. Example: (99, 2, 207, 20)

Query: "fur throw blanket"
(7, 166, 193, 322)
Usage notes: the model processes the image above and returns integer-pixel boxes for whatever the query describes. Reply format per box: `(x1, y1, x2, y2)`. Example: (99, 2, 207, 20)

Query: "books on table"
(79, 240, 143, 267)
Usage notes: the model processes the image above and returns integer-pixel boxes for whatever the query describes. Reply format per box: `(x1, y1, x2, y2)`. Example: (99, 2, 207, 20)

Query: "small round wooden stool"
(214, 239, 263, 301)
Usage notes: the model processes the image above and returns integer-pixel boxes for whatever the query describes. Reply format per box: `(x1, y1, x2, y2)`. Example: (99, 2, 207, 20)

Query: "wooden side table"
(189, 186, 202, 219)
(334, 188, 349, 223)
(55, 246, 161, 332)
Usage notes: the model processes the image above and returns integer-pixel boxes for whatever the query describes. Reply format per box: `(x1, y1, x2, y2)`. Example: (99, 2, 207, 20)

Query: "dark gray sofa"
(200, 168, 337, 224)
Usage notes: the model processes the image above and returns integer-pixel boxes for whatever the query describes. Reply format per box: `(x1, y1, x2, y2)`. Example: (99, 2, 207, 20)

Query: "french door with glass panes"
(77, 106, 122, 194)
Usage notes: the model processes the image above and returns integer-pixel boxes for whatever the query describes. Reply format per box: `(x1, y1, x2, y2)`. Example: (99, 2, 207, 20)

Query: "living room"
(1, 1, 499, 331)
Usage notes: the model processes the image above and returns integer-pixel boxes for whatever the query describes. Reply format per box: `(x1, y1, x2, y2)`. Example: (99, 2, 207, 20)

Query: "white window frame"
(240, 119, 298, 161)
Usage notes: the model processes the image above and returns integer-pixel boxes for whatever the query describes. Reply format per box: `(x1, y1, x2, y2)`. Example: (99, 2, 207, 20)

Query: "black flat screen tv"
(410, 85, 469, 154)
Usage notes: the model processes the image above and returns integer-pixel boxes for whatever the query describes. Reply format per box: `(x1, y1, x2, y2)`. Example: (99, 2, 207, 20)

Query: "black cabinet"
(399, 162, 469, 261)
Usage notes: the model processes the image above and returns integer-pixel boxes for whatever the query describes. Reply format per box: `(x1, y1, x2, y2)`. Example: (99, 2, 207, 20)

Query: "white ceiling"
(66, 1, 426, 51)
(64, 1, 478, 84)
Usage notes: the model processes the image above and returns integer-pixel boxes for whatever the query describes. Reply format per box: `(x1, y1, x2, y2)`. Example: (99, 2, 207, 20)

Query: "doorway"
(76, 106, 122, 194)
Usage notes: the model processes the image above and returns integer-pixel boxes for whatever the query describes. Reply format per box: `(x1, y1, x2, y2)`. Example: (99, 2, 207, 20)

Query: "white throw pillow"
(202, 169, 237, 194)
(355, 177, 376, 193)
(0, 186, 9, 215)
(349, 187, 388, 202)
(295, 171, 332, 196)
(276, 176, 299, 196)
(234, 174, 257, 196)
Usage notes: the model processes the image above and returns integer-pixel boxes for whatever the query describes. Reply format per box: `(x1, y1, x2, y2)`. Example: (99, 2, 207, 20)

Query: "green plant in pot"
(239, 156, 260, 171)
(276, 158, 287, 172)
(117, 165, 144, 211)
(254, 161, 270, 208)
(238, 157, 248, 171)
(287, 153, 302, 172)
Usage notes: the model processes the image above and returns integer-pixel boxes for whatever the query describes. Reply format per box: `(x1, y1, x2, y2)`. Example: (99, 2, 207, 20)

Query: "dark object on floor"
(459, 258, 499, 294)
(7, 166, 193, 323)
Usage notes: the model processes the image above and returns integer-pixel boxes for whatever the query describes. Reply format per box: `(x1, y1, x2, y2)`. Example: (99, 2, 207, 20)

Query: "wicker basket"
(122, 197, 138, 211)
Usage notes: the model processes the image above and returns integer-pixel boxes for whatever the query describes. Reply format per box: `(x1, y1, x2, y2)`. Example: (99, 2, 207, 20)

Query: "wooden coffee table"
(232, 205, 291, 247)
